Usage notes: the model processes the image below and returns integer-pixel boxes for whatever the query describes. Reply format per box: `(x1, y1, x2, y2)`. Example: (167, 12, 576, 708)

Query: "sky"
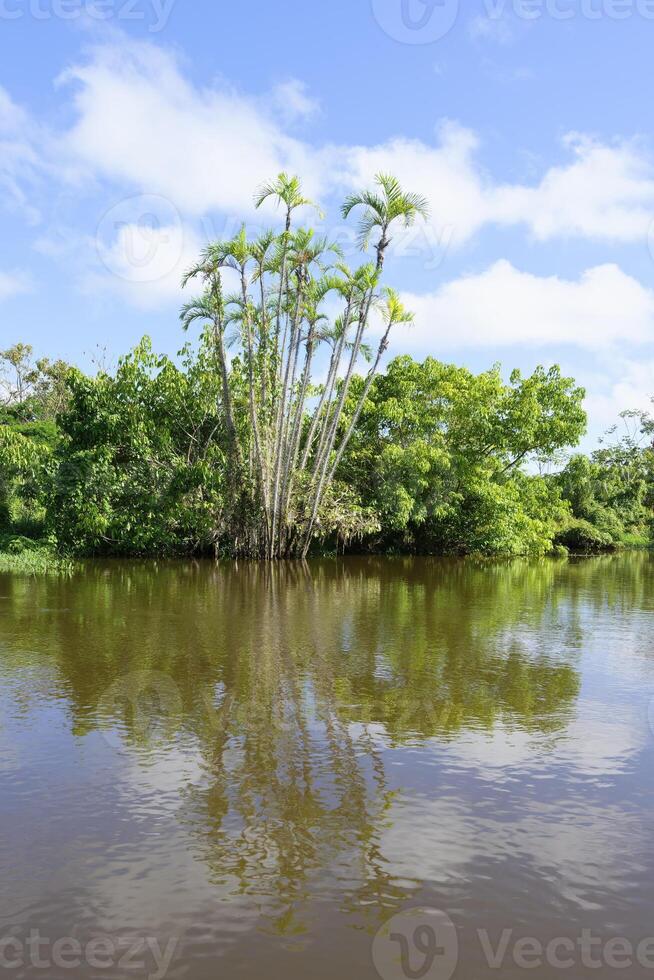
(1, 0, 654, 448)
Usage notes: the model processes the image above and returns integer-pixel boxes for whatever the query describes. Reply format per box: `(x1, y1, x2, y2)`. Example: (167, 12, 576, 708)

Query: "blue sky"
(1, 0, 654, 447)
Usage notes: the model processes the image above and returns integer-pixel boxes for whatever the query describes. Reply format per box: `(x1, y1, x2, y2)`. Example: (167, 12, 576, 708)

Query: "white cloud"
(584, 357, 654, 431)
(468, 11, 519, 44)
(399, 260, 654, 350)
(4, 33, 654, 333)
(339, 122, 489, 248)
(271, 79, 320, 123)
(0, 86, 41, 221)
(344, 127, 654, 246)
(43, 39, 654, 249)
(0, 270, 31, 302)
(0, 86, 28, 134)
(57, 40, 322, 217)
(496, 133, 654, 241)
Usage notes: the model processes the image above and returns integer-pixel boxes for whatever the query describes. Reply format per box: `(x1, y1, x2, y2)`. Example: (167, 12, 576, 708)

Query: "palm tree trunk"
(213, 323, 239, 461)
(325, 322, 392, 487)
(301, 234, 390, 555)
(279, 324, 317, 534)
(277, 309, 307, 539)
(270, 282, 303, 557)
(240, 272, 270, 546)
(301, 301, 353, 472)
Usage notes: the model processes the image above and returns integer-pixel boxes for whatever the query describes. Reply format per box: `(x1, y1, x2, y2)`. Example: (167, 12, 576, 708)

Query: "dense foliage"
(50, 339, 234, 556)
(0, 174, 652, 562)
(554, 411, 654, 552)
(0, 344, 65, 542)
(340, 357, 587, 556)
(1, 335, 650, 559)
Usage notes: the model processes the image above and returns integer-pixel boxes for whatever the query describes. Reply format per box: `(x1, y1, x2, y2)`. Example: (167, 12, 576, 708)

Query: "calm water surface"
(1, 555, 653, 978)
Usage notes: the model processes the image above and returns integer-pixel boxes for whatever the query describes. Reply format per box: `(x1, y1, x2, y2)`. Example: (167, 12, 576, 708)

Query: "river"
(1, 555, 653, 978)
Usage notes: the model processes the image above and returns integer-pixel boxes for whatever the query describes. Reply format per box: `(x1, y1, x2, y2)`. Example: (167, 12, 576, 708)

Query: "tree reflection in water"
(4, 555, 636, 935)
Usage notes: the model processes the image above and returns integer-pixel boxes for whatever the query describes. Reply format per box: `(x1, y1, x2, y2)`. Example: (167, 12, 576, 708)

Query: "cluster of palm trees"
(181, 172, 428, 559)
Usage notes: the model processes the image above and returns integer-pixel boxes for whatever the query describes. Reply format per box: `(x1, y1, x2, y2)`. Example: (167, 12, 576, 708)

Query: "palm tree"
(179, 171, 426, 559)
(307, 263, 378, 480)
(255, 175, 321, 374)
(324, 290, 414, 487)
(180, 275, 240, 463)
(300, 170, 428, 555)
(209, 230, 271, 531)
(255, 173, 320, 233)
(269, 231, 342, 557)
(278, 276, 335, 539)
(247, 230, 278, 434)
(341, 173, 430, 271)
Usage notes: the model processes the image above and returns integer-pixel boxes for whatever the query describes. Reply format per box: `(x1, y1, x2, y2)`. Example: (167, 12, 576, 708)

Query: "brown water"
(1, 555, 653, 979)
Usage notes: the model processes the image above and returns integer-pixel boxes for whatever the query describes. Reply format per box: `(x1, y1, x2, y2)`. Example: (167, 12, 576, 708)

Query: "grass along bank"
(0, 535, 73, 574)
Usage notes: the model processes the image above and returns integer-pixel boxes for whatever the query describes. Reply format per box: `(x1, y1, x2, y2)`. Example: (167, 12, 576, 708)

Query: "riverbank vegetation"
(1, 175, 652, 562)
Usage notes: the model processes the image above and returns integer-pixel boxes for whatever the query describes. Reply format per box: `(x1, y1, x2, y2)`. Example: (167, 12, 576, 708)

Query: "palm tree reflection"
(0, 556, 597, 933)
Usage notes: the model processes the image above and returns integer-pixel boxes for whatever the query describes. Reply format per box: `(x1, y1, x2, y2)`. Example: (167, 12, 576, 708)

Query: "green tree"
(340, 357, 586, 556)
(0, 343, 71, 421)
(0, 345, 68, 536)
(555, 408, 654, 551)
(51, 338, 227, 556)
